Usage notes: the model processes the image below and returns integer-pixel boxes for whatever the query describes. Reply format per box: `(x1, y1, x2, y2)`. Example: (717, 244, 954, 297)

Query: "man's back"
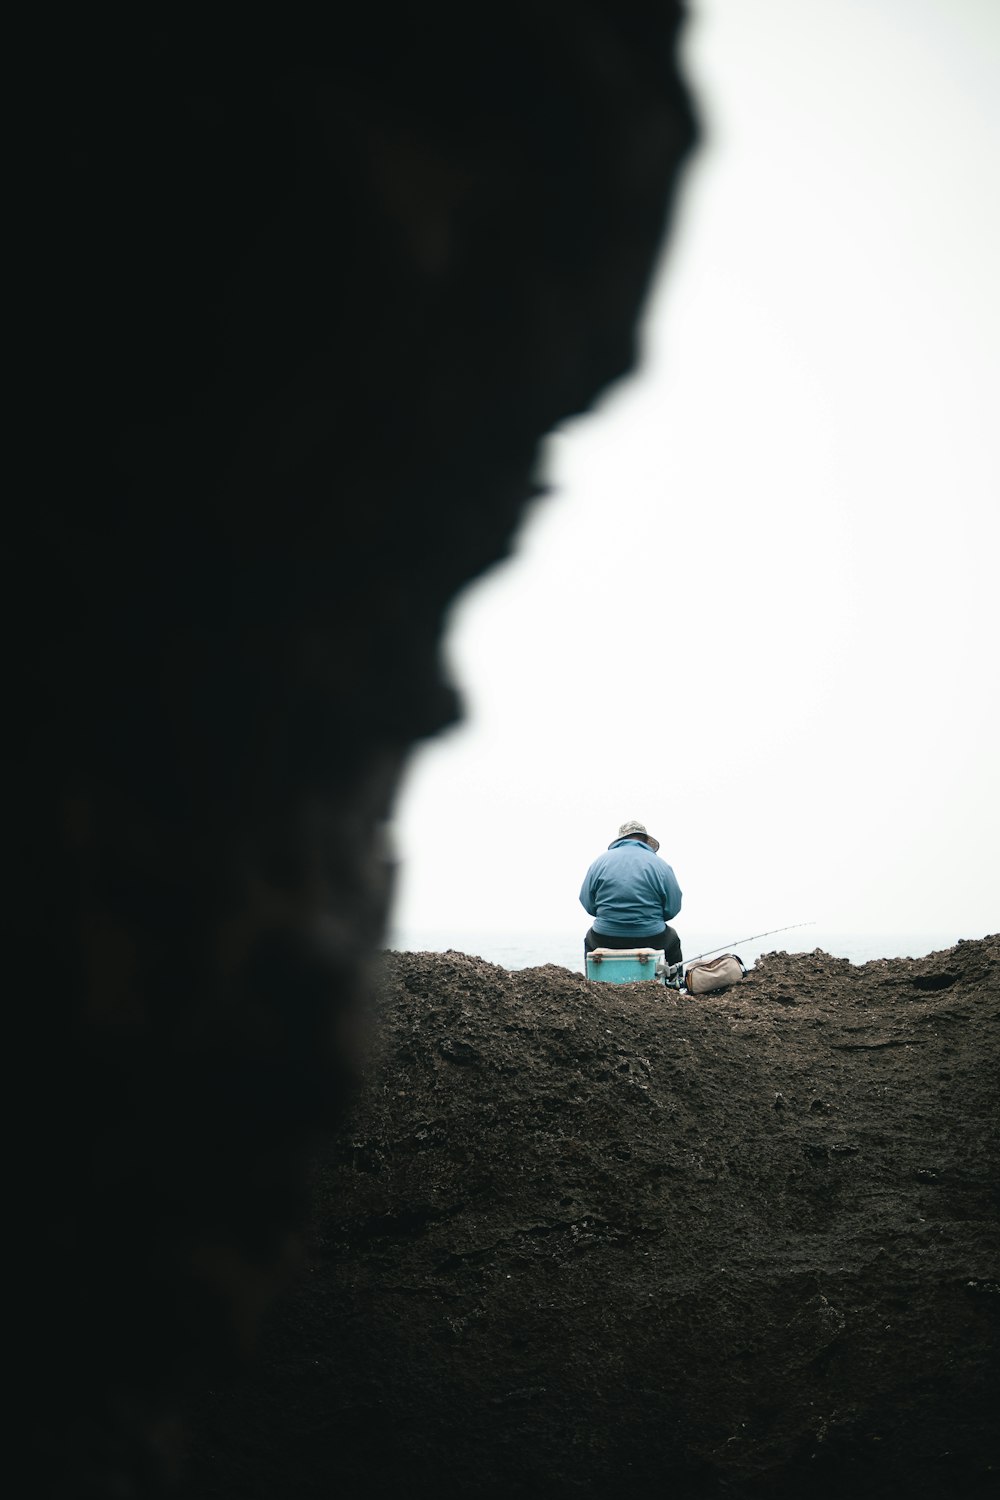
(580, 836, 682, 936)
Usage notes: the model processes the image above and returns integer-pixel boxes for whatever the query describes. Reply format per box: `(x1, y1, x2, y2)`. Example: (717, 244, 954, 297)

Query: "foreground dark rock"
(183, 936, 1000, 1499)
(13, 7, 695, 1492)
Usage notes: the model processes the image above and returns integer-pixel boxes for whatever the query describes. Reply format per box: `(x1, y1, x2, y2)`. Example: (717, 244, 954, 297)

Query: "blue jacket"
(579, 838, 682, 936)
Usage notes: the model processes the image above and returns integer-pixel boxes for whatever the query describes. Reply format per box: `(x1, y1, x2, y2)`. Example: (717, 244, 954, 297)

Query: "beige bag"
(683, 954, 746, 994)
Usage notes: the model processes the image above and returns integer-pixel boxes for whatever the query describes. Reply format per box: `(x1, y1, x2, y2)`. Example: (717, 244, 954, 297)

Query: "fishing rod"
(684, 922, 815, 966)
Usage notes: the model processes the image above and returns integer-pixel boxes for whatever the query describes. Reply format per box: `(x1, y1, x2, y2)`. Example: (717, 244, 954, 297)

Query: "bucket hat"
(613, 820, 659, 852)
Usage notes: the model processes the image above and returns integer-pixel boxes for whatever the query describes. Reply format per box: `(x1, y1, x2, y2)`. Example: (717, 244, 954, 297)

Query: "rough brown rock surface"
(183, 936, 1000, 1498)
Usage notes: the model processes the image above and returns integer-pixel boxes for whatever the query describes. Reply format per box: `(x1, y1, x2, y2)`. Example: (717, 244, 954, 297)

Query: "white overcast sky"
(387, 0, 999, 947)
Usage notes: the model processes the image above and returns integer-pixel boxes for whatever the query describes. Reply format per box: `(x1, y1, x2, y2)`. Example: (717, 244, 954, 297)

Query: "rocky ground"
(182, 936, 1000, 1499)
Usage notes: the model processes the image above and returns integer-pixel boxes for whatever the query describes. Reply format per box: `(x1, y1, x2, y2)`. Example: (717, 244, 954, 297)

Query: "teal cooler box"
(586, 947, 661, 984)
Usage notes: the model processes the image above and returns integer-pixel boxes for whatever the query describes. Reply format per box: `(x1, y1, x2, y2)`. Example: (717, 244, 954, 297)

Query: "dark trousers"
(585, 924, 683, 969)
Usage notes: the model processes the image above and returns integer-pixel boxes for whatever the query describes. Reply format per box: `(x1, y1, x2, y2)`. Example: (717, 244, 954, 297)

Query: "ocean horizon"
(384, 927, 986, 976)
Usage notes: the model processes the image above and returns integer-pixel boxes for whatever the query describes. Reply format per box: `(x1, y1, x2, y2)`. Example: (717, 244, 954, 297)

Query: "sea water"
(384, 927, 974, 975)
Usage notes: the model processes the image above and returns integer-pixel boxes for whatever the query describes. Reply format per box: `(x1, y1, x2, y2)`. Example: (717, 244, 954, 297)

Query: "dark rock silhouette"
(12, 6, 695, 1493)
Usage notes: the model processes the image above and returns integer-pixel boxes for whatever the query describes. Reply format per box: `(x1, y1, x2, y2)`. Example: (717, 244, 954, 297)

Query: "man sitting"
(580, 820, 683, 971)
